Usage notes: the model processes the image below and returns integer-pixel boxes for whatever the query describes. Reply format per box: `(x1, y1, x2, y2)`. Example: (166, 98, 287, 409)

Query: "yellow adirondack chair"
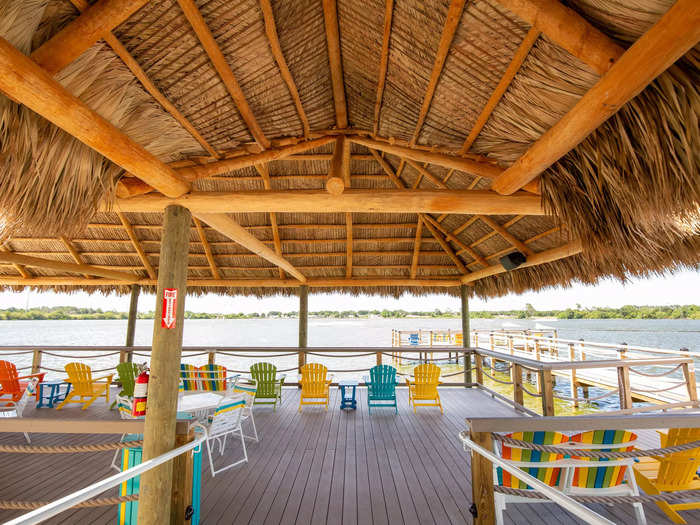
(406, 363, 442, 413)
(299, 363, 332, 411)
(633, 428, 700, 524)
(56, 362, 113, 410)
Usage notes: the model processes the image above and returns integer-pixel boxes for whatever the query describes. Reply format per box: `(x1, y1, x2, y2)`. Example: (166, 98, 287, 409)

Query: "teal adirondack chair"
(250, 362, 285, 409)
(364, 365, 398, 414)
(110, 362, 140, 410)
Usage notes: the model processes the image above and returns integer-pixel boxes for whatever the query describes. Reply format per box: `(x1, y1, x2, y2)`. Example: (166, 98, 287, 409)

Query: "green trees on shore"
(0, 305, 698, 320)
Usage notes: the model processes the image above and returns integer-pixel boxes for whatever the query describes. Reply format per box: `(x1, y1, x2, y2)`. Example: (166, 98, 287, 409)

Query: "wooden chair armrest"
(17, 373, 46, 381)
(278, 374, 287, 384)
(94, 374, 114, 383)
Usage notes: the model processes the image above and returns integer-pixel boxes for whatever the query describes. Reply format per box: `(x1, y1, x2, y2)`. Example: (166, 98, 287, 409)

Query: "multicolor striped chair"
(204, 393, 248, 476)
(180, 364, 200, 392)
(233, 378, 259, 442)
(198, 364, 227, 392)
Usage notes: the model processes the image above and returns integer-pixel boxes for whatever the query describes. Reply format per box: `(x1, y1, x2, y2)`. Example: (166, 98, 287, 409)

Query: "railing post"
(208, 351, 216, 366)
(461, 284, 471, 387)
(170, 424, 194, 524)
(681, 362, 698, 403)
(31, 349, 42, 374)
(534, 339, 541, 361)
(122, 284, 140, 363)
(470, 428, 496, 525)
(568, 343, 579, 408)
(507, 336, 514, 356)
(475, 353, 484, 385)
(539, 369, 554, 416)
(298, 284, 308, 387)
(513, 364, 524, 407)
(617, 365, 633, 410)
(376, 350, 382, 367)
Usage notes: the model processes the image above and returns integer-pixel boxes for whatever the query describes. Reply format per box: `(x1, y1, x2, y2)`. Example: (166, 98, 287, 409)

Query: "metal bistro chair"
(204, 393, 248, 476)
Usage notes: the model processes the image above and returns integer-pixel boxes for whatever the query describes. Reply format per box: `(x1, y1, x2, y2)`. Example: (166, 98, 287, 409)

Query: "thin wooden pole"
(568, 343, 579, 408)
(170, 425, 194, 524)
(298, 284, 308, 385)
(617, 365, 633, 410)
(461, 284, 471, 386)
(31, 350, 42, 375)
(137, 205, 191, 525)
(540, 369, 554, 416)
(470, 429, 496, 525)
(682, 363, 698, 403)
(512, 364, 524, 407)
(122, 284, 140, 363)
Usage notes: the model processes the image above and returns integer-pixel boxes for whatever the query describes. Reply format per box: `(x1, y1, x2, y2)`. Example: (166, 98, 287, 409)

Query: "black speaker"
(499, 251, 527, 271)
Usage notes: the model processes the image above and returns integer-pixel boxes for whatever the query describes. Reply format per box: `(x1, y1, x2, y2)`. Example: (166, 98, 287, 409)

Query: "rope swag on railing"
(41, 351, 121, 358)
(520, 384, 543, 398)
(629, 364, 683, 377)
(480, 369, 514, 385)
(494, 486, 700, 504)
(491, 434, 700, 458)
(0, 350, 34, 355)
(630, 381, 687, 394)
(214, 352, 299, 358)
(306, 352, 377, 358)
(0, 441, 143, 454)
(553, 388, 619, 402)
(0, 495, 138, 510)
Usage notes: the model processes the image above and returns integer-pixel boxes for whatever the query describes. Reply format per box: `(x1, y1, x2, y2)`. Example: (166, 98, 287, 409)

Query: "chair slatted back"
(116, 363, 140, 398)
(180, 364, 199, 391)
(498, 431, 568, 489)
(198, 364, 227, 391)
(65, 362, 95, 396)
(232, 379, 257, 407)
(412, 363, 441, 398)
(210, 394, 246, 436)
(300, 363, 328, 397)
(250, 362, 277, 398)
(569, 430, 637, 489)
(656, 428, 700, 490)
(0, 360, 20, 394)
(369, 365, 397, 400)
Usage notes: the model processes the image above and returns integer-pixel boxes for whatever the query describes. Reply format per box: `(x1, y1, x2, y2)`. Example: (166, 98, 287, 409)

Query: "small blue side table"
(339, 379, 358, 410)
(37, 381, 72, 408)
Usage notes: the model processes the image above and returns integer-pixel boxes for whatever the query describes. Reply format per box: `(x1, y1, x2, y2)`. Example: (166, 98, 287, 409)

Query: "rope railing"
(629, 364, 683, 377)
(552, 388, 619, 403)
(629, 381, 687, 394)
(0, 350, 34, 355)
(0, 441, 143, 454)
(480, 369, 514, 386)
(0, 495, 138, 510)
(520, 384, 543, 398)
(494, 486, 700, 504)
(40, 351, 121, 359)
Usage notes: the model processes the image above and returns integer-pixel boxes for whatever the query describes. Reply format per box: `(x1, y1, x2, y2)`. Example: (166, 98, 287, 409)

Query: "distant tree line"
(0, 304, 698, 320)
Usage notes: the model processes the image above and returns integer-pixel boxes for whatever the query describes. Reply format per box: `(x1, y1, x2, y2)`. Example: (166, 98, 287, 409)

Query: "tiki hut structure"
(0, 0, 698, 522)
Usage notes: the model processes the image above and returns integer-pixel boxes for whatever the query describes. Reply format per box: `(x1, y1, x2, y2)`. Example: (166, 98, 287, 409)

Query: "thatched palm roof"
(0, 0, 697, 298)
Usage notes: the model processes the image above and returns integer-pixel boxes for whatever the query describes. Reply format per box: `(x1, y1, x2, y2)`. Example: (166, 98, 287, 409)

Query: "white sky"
(0, 269, 697, 313)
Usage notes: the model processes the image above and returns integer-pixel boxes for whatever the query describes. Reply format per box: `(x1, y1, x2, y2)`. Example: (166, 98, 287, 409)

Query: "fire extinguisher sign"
(161, 288, 178, 329)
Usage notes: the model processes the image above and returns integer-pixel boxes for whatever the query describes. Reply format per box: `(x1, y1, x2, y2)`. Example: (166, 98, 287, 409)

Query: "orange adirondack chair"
(55, 362, 113, 410)
(0, 360, 45, 405)
(299, 363, 333, 411)
(406, 363, 442, 413)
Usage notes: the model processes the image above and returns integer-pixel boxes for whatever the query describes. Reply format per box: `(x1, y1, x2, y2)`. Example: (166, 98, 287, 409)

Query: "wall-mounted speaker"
(499, 251, 527, 271)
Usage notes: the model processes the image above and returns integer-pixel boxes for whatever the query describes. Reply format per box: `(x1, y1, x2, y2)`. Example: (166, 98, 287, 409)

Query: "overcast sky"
(0, 269, 697, 313)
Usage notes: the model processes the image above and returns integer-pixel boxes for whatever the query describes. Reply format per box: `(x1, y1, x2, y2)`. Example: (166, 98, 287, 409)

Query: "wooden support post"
(31, 350, 42, 375)
(617, 366, 632, 410)
(568, 343, 578, 408)
(461, 284, 471, 386)
(539, 369, 554, 416)
(298, 284, 308, 385)
(470, 429, 496, 525)
(512, 364, 524, 407)
(122, 284, 140, 363)
(475, 353, 484, 385)
(535, 340, 541, 361)
(137, 205, 191, 525)
(682, 363, 698, 403)
(170, 425, 194, 524)
(376, 350, 382, 367)
(208, 352, 216, 366)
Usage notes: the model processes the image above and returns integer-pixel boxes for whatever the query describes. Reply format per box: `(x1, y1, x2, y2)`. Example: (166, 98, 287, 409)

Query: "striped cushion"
(497, 431, 568, 489)
(198, 365, 227, 391)
(569, 430, 637, 488)
(214, 399, 245, 416)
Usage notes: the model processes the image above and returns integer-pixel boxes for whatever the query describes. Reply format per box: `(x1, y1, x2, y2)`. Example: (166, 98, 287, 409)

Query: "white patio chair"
(204, 393, 248, 476)
(232, 377, 258, 442)
(0, 377, 38, 443)
(110, 395, 142, 472)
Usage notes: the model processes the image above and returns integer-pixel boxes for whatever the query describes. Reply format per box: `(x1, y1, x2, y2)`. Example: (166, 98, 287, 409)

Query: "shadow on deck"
(1, 387, 698, 524)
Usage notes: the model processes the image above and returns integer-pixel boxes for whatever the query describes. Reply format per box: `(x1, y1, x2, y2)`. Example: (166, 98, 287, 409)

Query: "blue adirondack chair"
(364, 365, 398, 414)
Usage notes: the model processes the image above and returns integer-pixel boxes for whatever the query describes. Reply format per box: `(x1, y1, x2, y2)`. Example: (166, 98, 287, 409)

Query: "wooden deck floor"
(2, 387, 699, 524)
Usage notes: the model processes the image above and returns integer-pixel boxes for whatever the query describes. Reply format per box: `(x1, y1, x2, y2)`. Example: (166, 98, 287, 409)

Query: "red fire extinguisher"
(132, 365, 149, 417)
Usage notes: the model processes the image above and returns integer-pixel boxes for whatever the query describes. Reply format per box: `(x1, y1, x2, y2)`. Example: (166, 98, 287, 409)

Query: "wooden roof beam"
(0, 245, 31, 279)
(422, 218, 467, 274)
(411, 0, 467, 145)
(421, 215, 489, 267)
(492, 0, 700, 195)
(326, 136, 348, 195)
(255, 164, 285, 279)
(60, 236, 92, 279)
(0, 252, 139, 282)
(461, 240, 582, 284)
(477, 215, 533, 256)
(322, 0, 348, 128)
(259, 0, 310, 138)
(193, 217, 221, 280)
(117, 212, 157, 280)
(194, 213, 306, 283)
(410, 217, 423, 279)
(373, 0, 395, 136)
(0, 37, 190, 198)
(177, 0, 270, 149)
(31, 0, 148, 75)
(345, 213, 353, 278)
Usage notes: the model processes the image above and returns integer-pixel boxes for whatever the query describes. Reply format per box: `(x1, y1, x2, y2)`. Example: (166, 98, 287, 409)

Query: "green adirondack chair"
(250, 362, 285, 409)
(364, 364, 398, 414)
(110, 362, 140, 409)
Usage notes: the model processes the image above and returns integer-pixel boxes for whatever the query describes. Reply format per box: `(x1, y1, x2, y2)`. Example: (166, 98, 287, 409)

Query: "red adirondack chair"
(0, 360, 45, 404)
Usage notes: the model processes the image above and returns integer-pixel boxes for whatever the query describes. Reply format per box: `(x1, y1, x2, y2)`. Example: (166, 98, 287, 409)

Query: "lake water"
(2, 318, 699, 414)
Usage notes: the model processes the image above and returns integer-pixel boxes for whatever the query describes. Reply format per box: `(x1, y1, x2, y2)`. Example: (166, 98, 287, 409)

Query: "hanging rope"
(0, 441, 143, 454)
(215, 352, 299, 358)
(481, 369, 514, 386)
(631, 381, 687, 394)
(41, 351, 121, 358)
(493, 486, 700, 504)
(629, 364, 683, 377)
(491, 434, 700, 458)
(0, 351, 34, 356)
(520, 384, 543, 398)
(306, 352, 377, 358)
(553, 388, 619, 402)
(0, 494, 138, 510)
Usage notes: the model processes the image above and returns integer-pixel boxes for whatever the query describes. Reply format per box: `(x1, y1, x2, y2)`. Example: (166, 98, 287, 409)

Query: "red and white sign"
(161, 288, 178, 329)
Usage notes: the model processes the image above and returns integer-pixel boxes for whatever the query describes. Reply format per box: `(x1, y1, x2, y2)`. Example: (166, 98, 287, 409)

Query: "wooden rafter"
(117, 211, 157, 280)
(422, 219, 467, 274)
(193, 218, 221, 280)
(477, 215, 533, 256)
(410, 217, 423, 279)
(177, 0, 270, 149)
(326, 136, 347, 195)
(0, 37, 190, 198)
(67, 0, 218, 158)
(421, 215, 488, 268)
(345, 213, 353, 278)
(460, 27, 539, 154)
(31, 0, 148, 75)
(0, 252, 139, 282)
(194, 213, 306, 283)
(405, 160, 448, 189)
(84, 222, 423, 232)
(410, 0, 467, 145)
(0, 245, 31, 279)
(259, 0, 310, 138)
(373, 0, 395, 136)
(60, 236, 92, 279)
(492, 0, 700, 195)
(456, 216, 522, 256)
(322, 0, 348, 128)
(255, 164, 285, 279)
(113, 190, 544, 216)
